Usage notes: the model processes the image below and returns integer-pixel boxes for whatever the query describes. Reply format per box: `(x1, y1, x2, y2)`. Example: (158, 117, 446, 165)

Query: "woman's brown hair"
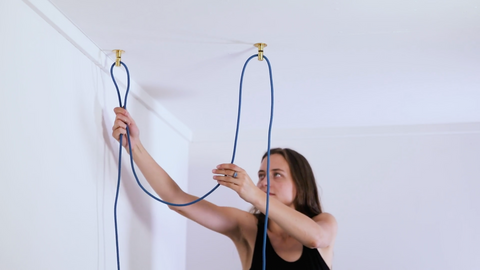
(252, 148, 322, 219)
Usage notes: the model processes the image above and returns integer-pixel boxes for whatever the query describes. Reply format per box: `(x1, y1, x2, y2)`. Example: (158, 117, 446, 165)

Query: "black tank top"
(250, 218, 330, 270)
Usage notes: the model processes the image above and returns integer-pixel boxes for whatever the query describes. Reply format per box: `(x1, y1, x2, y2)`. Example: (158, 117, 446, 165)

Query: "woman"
(112, 107, 337, 270)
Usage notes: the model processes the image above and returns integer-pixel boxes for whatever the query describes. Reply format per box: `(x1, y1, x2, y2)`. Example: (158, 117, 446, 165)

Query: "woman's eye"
(258, 174, 265, 179)
(274, 173, 281, 177)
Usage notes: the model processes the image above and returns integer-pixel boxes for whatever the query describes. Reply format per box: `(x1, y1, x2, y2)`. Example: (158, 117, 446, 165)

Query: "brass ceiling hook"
(254, 43, 267, 61)
(113, 50, 125, 67)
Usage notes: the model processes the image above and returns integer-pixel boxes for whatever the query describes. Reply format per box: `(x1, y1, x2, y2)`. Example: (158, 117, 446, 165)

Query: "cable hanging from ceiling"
(110, 43, 275, 270)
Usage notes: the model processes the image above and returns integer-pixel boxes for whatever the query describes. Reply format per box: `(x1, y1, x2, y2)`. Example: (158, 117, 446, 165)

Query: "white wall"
(2, 1, 479, 270)
(187, 124, 480, 270)
(0, 0, 189, 269)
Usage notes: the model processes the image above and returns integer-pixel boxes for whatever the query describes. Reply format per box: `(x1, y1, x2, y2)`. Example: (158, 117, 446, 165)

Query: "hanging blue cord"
(110, 54, 274, 270)
(110, 62, 130, 270)
(262, 55, 274, 270)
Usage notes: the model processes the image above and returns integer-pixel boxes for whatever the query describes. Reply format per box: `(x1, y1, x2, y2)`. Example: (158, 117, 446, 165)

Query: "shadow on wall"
(101, 109, 154, 270)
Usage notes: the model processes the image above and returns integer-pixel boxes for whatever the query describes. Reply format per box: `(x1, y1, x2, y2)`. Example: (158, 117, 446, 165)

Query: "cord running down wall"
(110, 45, 275, 270)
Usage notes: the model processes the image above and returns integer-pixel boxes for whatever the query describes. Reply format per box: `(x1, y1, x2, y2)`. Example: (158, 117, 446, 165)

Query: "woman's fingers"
(113, 107, 127, 115)
(113, 108, 133, 125)
(216, 179, 240, 192)
(111, 107, 140, 154)
(112, 117, 129, 137)
(114, 115, 130, 127)
(112, 129, 128, 148)
(212, 163, 262, 204)
(213, 173, 240, 183)
(216, 163, 239, 170)
(212, 166, 249, 191)
(212, 168, 242, 190)
(215, 163, 244, 174)
(112, 119, 127, 130)
(113, 107, 134, 123)
(113, 107, 139, 133)
(213, 163, 247, 182)
(112, 127, 127, 139)
(212, 168, 236, 176)
(112, 126, 126, 138)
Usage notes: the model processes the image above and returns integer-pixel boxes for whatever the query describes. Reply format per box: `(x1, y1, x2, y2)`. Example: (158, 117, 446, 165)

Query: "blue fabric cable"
(110, 54, 275, 270)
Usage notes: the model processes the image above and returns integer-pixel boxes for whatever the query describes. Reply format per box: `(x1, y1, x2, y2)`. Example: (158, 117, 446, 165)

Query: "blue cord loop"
(110, 61, 130, 270)
(110, 54, 275, 270)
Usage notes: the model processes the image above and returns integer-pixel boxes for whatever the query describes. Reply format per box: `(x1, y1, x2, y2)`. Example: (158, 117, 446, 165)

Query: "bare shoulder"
(313, 212, 337, 226)
(220, 207, 257, 240)
(237, 211, 259, 238)
(221, 210, 258, 268)
(314, 213, 337, 269)
(313, 212, 338, 242)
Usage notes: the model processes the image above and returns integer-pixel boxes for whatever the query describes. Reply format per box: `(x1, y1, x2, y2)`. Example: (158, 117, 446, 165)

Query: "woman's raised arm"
(111, 107, 254, 239)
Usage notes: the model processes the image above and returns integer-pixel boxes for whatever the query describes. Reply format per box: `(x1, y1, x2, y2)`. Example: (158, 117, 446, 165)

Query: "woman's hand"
(212, 164, 264, 204)
(112, 107, 140, 153)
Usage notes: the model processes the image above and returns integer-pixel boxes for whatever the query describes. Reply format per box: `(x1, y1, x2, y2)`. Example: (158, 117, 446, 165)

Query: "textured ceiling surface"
(49, 0, 480, 134)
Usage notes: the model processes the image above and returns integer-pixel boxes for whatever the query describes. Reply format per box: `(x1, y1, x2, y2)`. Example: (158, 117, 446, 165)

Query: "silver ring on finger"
(232, 171, 238, 178)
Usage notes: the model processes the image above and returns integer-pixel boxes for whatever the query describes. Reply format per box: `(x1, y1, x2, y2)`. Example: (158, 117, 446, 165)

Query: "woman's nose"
(257, 178, 266, 188)
(257, 176, 270, 189)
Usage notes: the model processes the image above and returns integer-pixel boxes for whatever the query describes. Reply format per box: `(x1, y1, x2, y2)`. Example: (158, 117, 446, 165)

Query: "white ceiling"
(49, 0, 480, 134)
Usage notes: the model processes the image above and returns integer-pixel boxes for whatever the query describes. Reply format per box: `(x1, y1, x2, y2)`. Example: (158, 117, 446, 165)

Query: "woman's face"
(257, 153, 297, 208)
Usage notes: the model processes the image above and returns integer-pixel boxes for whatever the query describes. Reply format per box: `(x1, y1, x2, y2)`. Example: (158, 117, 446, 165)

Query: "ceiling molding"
(23, 0, 193, 141)
(192, 122, 480, 142)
